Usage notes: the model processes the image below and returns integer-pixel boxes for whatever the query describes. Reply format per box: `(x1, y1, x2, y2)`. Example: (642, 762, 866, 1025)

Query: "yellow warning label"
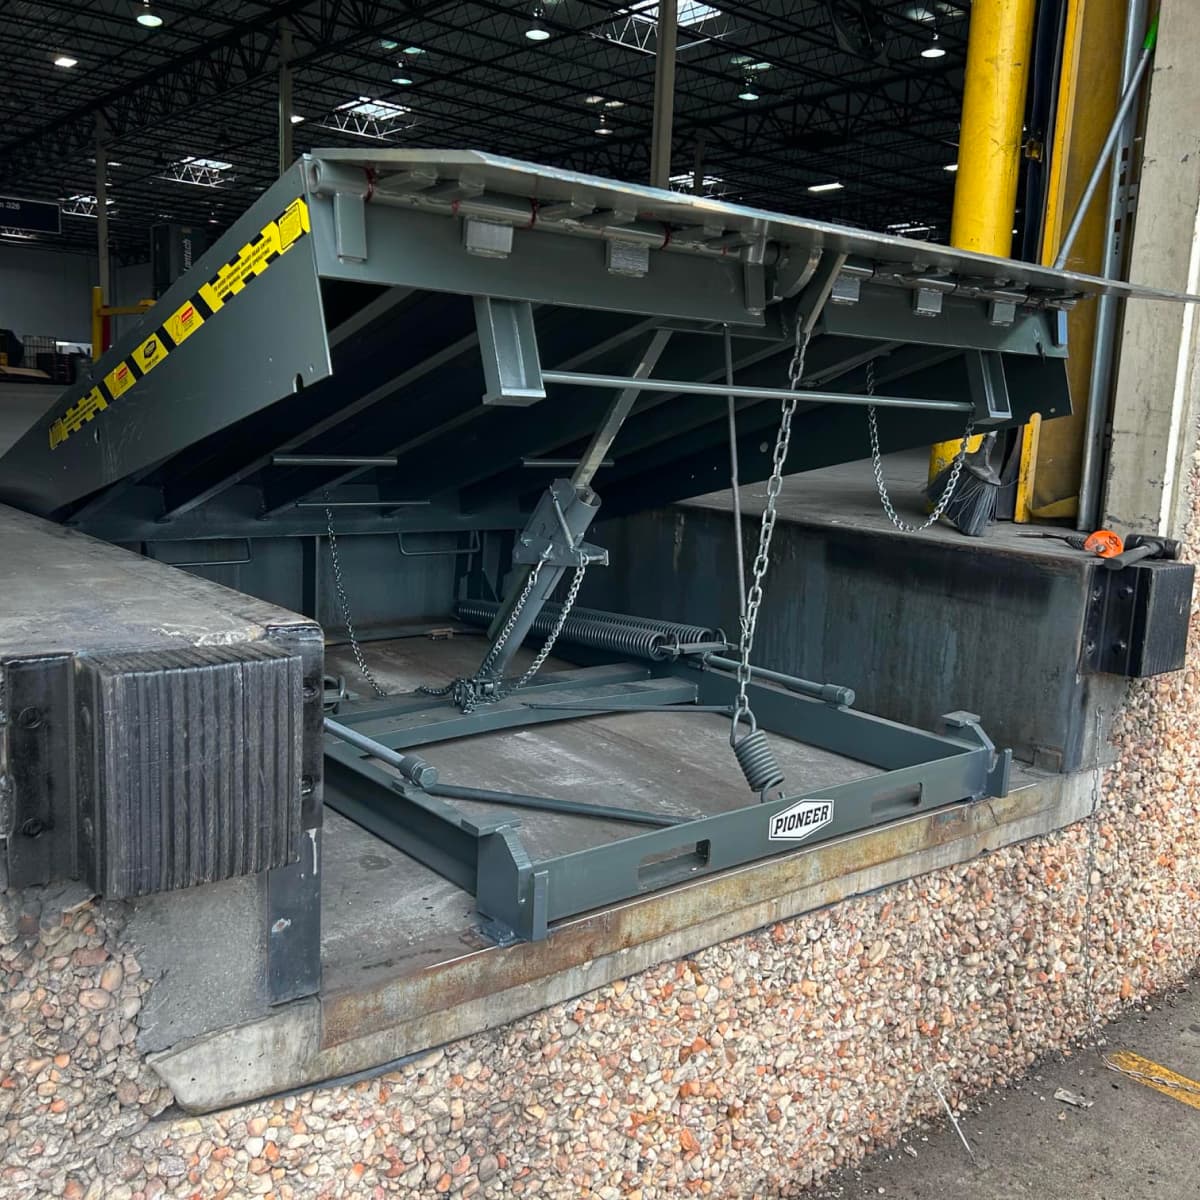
(164, 299, 203, 346)
(50, 197, 310, 451)
(49, 388, 107, 449)
(104, 360, 136, 399)
(200, 199, 312, 313)
(277, 197, 311, 252)
(135, 331, 169, 374)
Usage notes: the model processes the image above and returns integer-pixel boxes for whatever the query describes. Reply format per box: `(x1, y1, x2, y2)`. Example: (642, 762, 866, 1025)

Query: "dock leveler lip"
(0, 150, 1192, 960)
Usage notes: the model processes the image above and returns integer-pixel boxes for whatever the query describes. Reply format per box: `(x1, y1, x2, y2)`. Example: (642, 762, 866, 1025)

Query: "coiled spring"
(456, 600, 723, 661)
(456, 599, 671, 662)
(732, 727, 785, 797)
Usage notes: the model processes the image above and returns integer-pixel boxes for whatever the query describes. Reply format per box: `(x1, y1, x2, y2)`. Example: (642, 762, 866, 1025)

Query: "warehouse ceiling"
(0, 0, 968, 262)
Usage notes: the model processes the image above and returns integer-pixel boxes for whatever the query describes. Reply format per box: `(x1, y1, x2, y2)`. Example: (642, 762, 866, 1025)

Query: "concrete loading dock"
(3, 1, 1200, 1197)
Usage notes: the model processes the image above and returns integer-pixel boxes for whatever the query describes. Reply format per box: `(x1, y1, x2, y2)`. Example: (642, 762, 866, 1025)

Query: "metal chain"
(419, 553, 552, 709)
(516, 561, 588, 689)
(479, 556, 546, 677)
(732, 318, 810, 741)
(867, 359, 976, 533)
(325, 503, 387, 698)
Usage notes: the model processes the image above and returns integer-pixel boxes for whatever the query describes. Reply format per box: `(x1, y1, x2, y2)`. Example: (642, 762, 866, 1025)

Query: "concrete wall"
(0, 243, 153, 347)
(1105, 0, 1200, 538)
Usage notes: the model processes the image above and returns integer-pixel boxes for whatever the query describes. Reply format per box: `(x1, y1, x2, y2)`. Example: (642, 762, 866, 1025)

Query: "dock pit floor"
(150, 631, 1092, 1112)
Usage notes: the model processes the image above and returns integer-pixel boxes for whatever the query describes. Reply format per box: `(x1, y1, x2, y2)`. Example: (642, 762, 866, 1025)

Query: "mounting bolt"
(20, 817, 48, 838)
(16, 707, 42, 730)
(1121, 584, 1135, 598)
(302, 682, 319, 701)
(300, 775, 314, 797)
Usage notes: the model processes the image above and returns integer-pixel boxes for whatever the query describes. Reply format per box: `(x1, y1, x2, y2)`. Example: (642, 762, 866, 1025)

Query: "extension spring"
(457, 599, 679, 662)
(732, 727, 785, 796)
(457, 599, 723, 659)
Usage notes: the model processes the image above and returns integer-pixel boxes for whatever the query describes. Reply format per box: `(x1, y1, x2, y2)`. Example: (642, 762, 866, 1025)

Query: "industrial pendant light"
(921, 29, 946, 58)
(525, 5, 551, 41)
(136, 1, 164, 28)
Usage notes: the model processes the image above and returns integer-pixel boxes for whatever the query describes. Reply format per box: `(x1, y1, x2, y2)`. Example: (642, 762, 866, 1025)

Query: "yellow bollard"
(930, 0, 1037, 485)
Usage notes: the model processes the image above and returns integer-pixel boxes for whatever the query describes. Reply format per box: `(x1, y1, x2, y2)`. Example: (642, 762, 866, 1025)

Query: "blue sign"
(0, 195, 61, 235)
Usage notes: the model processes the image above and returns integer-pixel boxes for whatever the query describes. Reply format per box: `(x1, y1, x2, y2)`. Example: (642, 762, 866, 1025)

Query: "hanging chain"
(325, 502, 387, 698)
(478, 556, 547, 679)
(420, 548, 586, 711)
(515, 560, 588, 689)
(867, 359, 977, 533)
(732, 318, 810, 743)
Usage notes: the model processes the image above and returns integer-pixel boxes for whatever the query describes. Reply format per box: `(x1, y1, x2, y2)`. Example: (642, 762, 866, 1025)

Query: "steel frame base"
(323, 661, 1011, 941)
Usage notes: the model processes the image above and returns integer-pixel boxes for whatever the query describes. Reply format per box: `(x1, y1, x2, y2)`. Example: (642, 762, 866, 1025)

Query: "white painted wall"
(0, 243, 96, 344)
(0, 244, 155, 348)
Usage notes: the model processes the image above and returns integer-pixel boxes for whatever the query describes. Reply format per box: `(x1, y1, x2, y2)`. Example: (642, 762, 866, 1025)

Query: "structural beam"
(278, 20, 294, 175)
(1017, 0, 1138, 522)
(95, 113, 110, 308)
(649, 0, 677, 189)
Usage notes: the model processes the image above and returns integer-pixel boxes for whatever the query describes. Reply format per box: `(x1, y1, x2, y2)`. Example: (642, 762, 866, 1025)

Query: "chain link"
(732, 317, 810, 741)
(515, 561, 588, 689)
(479, 557, 547, 678)
(421, 548, 590, 711)
(867, 359, 976, 533)
(325, 503, 387, 698)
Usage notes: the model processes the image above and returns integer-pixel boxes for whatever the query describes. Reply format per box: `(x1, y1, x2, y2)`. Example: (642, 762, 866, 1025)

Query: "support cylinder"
(930, 0, 1037, 479)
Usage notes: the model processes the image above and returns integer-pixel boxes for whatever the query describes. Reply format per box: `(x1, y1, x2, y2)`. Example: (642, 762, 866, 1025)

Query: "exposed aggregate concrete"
(3, 468, 1200, 1198)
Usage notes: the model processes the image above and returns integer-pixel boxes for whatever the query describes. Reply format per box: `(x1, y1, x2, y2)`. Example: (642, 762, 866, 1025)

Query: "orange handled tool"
(1020, 529, 1124, 558)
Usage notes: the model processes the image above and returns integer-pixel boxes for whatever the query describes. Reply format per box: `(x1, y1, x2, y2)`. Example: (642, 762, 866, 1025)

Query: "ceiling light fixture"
(604, 99, 625, 108)
(290, 113, 305, 125)
(136, 1, 164, 28)
(807, 181, 844, 193)
(943, 161, 958, 172)
(921, 30, 946, 58)
(526, 6, 551, 41)
(380, 39, 400, 50)
(585, 94, 605, 104)
(53, 55, 78, 68)
(595, 114, 613, 136)
(392, 73, 414, 85)
(738, 80, 759, 101)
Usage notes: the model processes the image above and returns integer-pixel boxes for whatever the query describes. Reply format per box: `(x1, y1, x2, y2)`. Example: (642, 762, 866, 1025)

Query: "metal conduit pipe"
(1077, 0, 1150, 530)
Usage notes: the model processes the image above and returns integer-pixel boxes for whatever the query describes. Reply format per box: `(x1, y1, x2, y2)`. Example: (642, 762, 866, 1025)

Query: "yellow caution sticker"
(49, 388, 108, 449)
(104, 360, 136, 400)
(164, 299, 203, 346)
(135, 331, 169, 374)
(49, 197, 310, 450)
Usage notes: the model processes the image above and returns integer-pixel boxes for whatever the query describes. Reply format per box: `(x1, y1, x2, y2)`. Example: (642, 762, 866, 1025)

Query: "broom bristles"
(924, 432, 1002, 537)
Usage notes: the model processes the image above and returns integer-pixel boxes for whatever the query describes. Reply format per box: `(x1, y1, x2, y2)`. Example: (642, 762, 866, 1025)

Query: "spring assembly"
(457, 599, 672, 662)
(732, 726, 785, 798)
(457, 599, 723, 658)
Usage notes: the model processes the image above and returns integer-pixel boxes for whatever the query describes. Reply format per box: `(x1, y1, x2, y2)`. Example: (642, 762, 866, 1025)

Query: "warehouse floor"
(815, 979, 1200, 1199)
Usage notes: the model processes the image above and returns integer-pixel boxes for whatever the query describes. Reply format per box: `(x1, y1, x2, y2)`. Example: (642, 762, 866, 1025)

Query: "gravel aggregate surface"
(4, 471, 1200, 1198)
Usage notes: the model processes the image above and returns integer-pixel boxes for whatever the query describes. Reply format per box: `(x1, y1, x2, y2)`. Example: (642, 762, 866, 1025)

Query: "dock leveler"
(0, 151, 1192, 1043)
